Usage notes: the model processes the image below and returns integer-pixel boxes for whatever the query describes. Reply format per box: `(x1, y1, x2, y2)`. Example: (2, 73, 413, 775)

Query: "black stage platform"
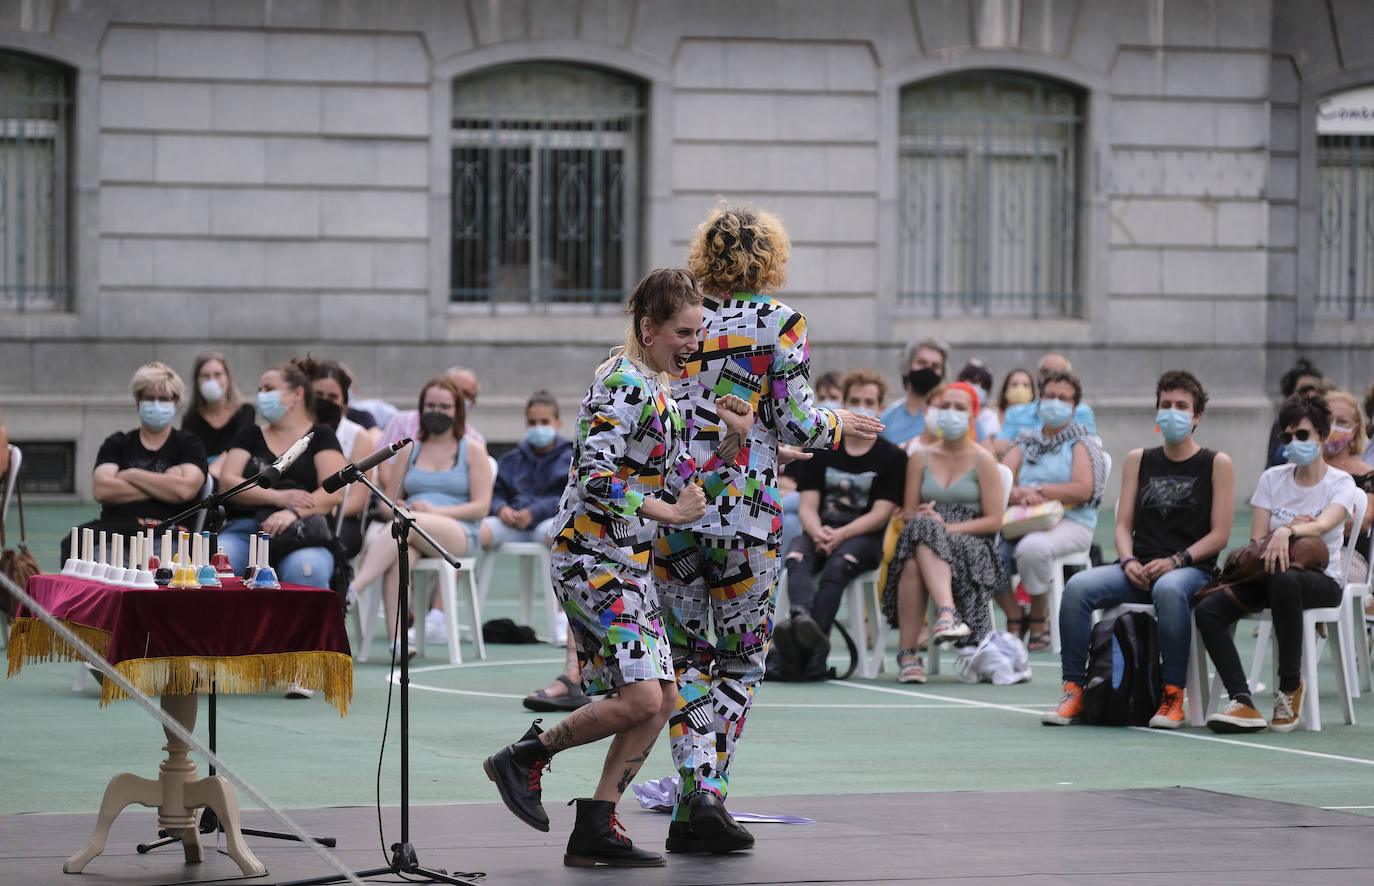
(3, 788, 1371, 885)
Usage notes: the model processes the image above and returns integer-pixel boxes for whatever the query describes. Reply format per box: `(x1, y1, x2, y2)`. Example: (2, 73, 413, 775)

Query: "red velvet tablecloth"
(7, 575, 353, 714)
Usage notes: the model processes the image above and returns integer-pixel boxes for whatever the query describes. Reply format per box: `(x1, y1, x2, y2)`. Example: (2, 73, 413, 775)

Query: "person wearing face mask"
(61, 362, 209, 563)
(1320, 390, 1374, 585)
(778, 370, 844, 559)
(997, 367, 1036, 424)
(1044, 371, 1235, 728)
(999, 369, 1109, 652)
(348, 376, 493, 655)
(956, 359, 1001, 443)
(879, 382, 1007, 683)
(182, 352, 256, 483)
(1194, 393, 1358, 733)
(879, 337, 949, 447)
(299, 356, 380, 566)
(217, 360, 346, 590)
(378, 365, 485, 461)
(778, 368, 907, 672)
(994, 353, 1097, 457)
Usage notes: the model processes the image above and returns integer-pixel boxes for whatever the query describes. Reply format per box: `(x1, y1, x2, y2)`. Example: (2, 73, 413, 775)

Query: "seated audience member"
(994, 354, 1096, 456)
(882, 382, 1006, 683)
(61, 362, 208, 561)
(302, 356, 381, 561)
(997, 367, 1035, 425)
(1322, 390, 1374, 586)
(218, 360, 345, 588)
(1044, 371, 1235, 728)
(780, 370, 844, 555)
(956, 358, 1001, 442)
(880, 337, 949, 447)
(778, 368, 907, 666)
(350, 377, 493, 656)
(1264, 358, 1323, 469)
(181, 352, 256, 482)
(999, 369, 1107, 651)
(1197, 393, 1357, 733)
(380, 365, 485, 452)
(1363, 383, 1374, 469)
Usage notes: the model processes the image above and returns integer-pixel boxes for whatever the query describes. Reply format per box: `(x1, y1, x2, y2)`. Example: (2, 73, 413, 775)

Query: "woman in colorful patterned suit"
(655, 205, 885, 855)
(483, 268, 753, 869)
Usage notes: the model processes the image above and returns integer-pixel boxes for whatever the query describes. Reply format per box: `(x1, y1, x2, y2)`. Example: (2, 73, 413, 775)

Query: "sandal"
(524, 674, 591, 712)
(896, 648, 927, 684)
(1026, 617, 1052, 653)
(930, 606, 970, 643)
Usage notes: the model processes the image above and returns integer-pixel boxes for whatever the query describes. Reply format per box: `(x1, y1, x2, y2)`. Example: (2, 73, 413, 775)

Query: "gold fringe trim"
(7, 618, 352, 716)
(7, 618, 111, 677)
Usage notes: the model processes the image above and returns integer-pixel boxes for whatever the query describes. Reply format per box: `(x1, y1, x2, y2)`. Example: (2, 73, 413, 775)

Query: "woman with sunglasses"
(1196, 393, 1359, 733)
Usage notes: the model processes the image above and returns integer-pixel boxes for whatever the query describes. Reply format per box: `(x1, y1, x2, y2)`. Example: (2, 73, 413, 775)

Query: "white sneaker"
(284, 682, 314, 699)
(423, 608, 448, 644)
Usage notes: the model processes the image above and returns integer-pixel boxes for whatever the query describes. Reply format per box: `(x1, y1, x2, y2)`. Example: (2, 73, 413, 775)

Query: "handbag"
(1, 481, 41, 618)
(253, 507, 338, 565)
(1001, 500, 1065, 540)
(1192, 530, 1329, 612)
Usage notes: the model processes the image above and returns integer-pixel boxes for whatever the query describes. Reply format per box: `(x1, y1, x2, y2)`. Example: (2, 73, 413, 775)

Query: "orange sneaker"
(1042, 681, 1084, 725)
(1148, 684, 1186, 729)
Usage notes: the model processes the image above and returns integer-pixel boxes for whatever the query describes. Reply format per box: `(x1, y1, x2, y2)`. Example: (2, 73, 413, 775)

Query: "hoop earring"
(642, 335, 654, 347)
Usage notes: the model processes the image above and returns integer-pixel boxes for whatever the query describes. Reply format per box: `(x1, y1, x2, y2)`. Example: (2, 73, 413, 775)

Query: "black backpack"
(1080, 610, 1161, 726)
(766, 619, 859, 682)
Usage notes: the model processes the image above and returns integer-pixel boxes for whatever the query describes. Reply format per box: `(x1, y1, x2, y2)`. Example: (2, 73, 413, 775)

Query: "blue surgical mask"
(1285, 439, 1320, 466)
(936, 408, 970, 440)
(138, 400, 176, 431)
(257, 390, 288, 424)
(1038, 398, 1074, 428)
(525, 425, 557, 449)
(1155, 408, 1194, 445)
(817, 400, 842, 412)
(848, 407, 878, 419)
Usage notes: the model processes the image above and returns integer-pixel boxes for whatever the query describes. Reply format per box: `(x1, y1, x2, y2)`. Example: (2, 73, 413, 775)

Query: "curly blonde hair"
(686, 203, 790, 295)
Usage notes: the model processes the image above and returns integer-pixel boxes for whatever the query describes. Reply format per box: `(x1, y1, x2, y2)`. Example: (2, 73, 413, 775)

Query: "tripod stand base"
(275, 841, 481, 886)
(137, 806, 337, 853)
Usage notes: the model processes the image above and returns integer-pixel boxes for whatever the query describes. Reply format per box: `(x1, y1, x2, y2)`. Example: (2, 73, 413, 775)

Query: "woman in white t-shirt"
(1196, 393, 1357, 735)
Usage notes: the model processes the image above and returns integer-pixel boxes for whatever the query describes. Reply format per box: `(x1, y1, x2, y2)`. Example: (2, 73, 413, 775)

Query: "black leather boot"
(563, 799, 665, 867)
(483, 720, 551, 832)
(688, 791, 754, 853)
(665, 819, 706, 853)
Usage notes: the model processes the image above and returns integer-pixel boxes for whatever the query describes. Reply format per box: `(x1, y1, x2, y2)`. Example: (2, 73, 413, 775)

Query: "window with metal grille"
(1317, 135, 1374, 319)
(0, 51, 71, 312)
(450, 63, 643, 310)
(898, 72, 1080, 318)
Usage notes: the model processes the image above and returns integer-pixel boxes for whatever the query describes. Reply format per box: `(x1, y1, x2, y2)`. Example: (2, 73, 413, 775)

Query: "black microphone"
(258, 431, 314, 489)
(321, 438, 412, 494)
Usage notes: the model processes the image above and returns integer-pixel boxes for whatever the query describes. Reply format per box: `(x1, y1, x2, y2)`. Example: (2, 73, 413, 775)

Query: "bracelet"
(286, 506, 301, 518)
(1176, 549, 1193, 568)
(1120, 556, 1138, 566)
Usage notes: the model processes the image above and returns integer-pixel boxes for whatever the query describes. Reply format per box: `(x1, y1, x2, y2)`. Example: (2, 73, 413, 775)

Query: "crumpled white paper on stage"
(630, 775, 813, 823)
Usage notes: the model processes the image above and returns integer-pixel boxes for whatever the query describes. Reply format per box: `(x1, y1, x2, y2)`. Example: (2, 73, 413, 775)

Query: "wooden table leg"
(63, 693, 266, 877)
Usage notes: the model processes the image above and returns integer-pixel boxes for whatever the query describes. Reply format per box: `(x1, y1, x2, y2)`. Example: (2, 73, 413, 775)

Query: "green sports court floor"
(4, 503, 1374, 883)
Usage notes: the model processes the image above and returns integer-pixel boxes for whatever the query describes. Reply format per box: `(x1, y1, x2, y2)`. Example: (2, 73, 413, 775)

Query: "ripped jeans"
(784, 531, 883, 633)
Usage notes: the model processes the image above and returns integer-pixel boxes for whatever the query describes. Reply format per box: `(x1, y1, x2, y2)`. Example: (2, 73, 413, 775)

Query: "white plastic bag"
(956, 630, 1032, 685)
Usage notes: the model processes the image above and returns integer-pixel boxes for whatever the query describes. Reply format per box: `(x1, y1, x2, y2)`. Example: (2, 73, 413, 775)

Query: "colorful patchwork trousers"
(551, 539, 674, 693)
(654, 529, 781, 821)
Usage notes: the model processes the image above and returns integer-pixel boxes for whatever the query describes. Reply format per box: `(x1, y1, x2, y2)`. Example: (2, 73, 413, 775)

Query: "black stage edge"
(3, 789, 1373, 885)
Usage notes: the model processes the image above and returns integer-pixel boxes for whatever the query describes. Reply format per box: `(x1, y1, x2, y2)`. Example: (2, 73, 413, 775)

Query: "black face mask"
(313, 399, 342, 429)
(420, 411, 454, 436)
(906, 366, 942, 396)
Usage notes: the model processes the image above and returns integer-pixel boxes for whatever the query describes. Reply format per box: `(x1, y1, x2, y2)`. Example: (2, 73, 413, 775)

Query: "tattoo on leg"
(615, 767, 636, 794)
(541, 721, 577, 753)
(627, 742, 655, 764)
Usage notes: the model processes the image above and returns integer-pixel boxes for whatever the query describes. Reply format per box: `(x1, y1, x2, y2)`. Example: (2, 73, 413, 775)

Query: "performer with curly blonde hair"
(655, 204, 883, 854)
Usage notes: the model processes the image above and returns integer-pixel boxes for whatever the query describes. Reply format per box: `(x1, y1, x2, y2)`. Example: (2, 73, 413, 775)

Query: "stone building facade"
(1, 0, 1372, 499)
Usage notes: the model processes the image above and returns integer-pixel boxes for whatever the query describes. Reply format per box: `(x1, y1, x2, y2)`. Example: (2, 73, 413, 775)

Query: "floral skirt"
(880, 502, 1006, 646)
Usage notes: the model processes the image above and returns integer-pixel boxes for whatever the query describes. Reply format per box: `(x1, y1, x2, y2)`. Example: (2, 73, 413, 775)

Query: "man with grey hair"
(993, 352, 1097, 456)
(879, 336, 949, 447)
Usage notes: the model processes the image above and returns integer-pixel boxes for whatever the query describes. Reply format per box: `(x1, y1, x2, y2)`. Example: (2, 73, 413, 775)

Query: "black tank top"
(1132, 446, 1218, 570)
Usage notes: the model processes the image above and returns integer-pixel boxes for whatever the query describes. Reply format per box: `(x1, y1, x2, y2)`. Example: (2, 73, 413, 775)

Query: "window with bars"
(0, 51, 71, 312)
(897, 72, 1080, 318)
(1317, 135, 1374, 320)
(450, 63, 643, 310)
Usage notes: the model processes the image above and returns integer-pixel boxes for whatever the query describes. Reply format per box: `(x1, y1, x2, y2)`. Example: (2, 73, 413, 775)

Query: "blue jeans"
(219, 517, 335, 589)
(1058, 563, 1211, 688)
(780, 490, 801, 559)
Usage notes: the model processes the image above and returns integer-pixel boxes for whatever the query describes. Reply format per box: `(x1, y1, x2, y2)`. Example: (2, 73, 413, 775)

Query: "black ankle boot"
(688, 791, 754, 853)
(483, 720, 551, 832)
(563, 799, 665, 867)
(665, 819, 706, 853)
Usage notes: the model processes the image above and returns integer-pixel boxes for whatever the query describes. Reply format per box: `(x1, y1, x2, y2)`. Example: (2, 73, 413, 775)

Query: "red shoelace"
(527, 758, 550, 791)
(608, 811, 630, 844)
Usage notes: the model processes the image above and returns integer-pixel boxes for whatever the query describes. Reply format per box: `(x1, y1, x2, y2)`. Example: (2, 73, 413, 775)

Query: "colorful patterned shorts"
(550, 539, 674, 694)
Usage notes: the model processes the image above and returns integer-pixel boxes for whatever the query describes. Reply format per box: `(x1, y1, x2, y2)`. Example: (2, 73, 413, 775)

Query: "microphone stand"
(135, 458, 336, 854)
(279, 465, 479, 886)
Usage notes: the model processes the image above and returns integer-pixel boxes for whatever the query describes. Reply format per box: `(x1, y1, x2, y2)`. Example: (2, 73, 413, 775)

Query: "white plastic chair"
(1346, 519, 1374, 695)
(1192, 492, 1366, 731)
(926, 464, 1014, 676)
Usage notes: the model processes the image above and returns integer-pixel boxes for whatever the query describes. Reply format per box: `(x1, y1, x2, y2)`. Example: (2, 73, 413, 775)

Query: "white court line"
(1324, 805, 1374, 809)
(833, 679, 1374, 768)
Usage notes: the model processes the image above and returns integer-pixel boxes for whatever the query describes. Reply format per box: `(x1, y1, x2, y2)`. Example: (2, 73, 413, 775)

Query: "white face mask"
(199, 378, 224, 403)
